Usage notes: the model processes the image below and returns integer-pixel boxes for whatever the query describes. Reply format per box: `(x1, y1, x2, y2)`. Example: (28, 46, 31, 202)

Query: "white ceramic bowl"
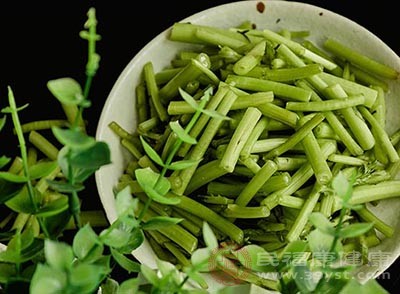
(95, 0, 400, 291)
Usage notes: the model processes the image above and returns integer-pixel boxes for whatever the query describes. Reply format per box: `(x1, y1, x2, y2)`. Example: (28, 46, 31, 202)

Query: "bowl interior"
(95, 0, 400, 290)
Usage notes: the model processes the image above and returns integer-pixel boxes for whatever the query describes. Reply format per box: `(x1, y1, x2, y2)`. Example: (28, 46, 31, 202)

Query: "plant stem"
(7, 87, 50, 238)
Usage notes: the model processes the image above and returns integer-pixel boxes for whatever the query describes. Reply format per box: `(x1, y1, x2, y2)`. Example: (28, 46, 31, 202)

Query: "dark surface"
(0, 1, 399, 293)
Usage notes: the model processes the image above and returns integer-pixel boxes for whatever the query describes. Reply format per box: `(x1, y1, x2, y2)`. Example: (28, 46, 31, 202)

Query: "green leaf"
(292, 265, 320, 293)
(332, 171, 353, 203)
(201, 108, 232, 121)
(1, 103, 29, 114)
(91, 255, 112, 276)
(0, 115, 6, 132)
(73, 224, 104, 262)
(191, 247, 212, 272)
(52, 126, 96, 149)
(135, 167, 180, 205)
(183, 267, 208, 290)
(47, 77, 84, 106)
(28, 161, 58, 180)
(340, 278, 389, 294)
(69, 141, 111, 169)
(100, 278, 119, 294)
(141, 216, 182, 231)
(307, 229, 342, 263)
(232, 244, 276, 272)
(43, 209, 71, 238)
(168, 159, 201, 171)
(73, 167, 98, 183)
(0, 156, 11, 169)
(46, 179, 85, 193)
(30, 264, 67, 294)
(140, 136, 164, 167)
(116, 228, 145, 254)
(140, 264, 159, 285)
(44, 240, 73, 270)
(316, 274, 349, 294)
(179, 87, 200, 110)
(70, 263, 104, 294)
(117, 278, 140, 294)
(156, 259, 181, 281)
(0, 179, 24, 204)
(202, 222, 218, 249)
(35, 195, 69, 218)
(279, 240, 309, 267)
(170, 121, 197, 145)
(100, 227, 144, 253)
(309, 212, 335, 235)
(6, 186, 42, 214)
(57, 146, 101, 183)
(110, 247, 141, 273)
(100, 228, 131, 248)
(20, 238, 44, 263)
(56, 146, 70, 176)
(0, 263, 17, 284)
(115, 186, 138, 218)
(178, 86, 229, 120)
(339, 222, 374, 239)
(0, 172, 27, 183)
(0, 231, 44, 264)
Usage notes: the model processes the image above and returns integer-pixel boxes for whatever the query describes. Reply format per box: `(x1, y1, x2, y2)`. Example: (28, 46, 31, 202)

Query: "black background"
(0, 1, 398, 292)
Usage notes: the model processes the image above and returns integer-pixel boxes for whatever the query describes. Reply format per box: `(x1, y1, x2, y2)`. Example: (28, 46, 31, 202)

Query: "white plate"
(95, 0, 400, 291)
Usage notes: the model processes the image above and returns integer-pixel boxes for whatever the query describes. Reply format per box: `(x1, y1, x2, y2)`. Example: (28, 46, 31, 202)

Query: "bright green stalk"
(324, 38, 399, 79)
(143, 62, 168, 122)
(356, 205, 394, 238)
(139, 202, 198, 254)
(261, 141, 336, 209)
(174, 89, 237, 195)
(300, 116, 333, 185)
(220, 107, 262, 172)
(246, 63, 323, 82)
(239, 156, 261, 174)
(155, 67, 182, 85)
(263, 113, 325, 160)
(226, 74, 312, 102)
(185, 160, 228, 194)
(222, 204, 270, 218)
(358, 106, 399, 163)
(178, 85, 229, 157)
(233, 40, 266, 75)
(261, 28, 338, 70)
(235, 160, 277, 207)
(121, 139, 143, 160)
(159, 54, 217, 102)
(327, 154, 366, 166)
(19, 120, 69, 133)
(169, 23, 249, 47)
(175, 195, 244, 244)
(240, 117, 269, 160)
(295, 79, 363, 156)
(286, 94, 365, 112)
(108, 121, 135, 141)
(28, 131, 59, 161)
(257, 103, 299, 128)
(286, 184, 322, 242)
(138, 117, 159, 133)
(323, 84, 375, 151)
(318, 72, 378, 108)
(274, 156, 307, 171)
(136, 83, 149, 124)
(349, 181, 400, 205)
